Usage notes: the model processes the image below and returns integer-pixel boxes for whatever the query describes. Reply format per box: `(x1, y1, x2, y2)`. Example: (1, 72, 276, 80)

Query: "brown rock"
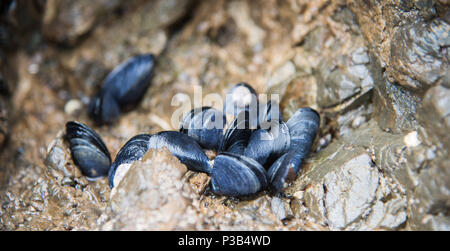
(418, 84, 450, 150)
(106, 149, 204, 230)
(42, 0, 122, 45)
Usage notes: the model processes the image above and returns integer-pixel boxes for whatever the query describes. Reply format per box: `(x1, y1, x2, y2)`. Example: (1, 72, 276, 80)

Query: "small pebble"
(64, 99, 83, 116)
(404, 131, 421, 147)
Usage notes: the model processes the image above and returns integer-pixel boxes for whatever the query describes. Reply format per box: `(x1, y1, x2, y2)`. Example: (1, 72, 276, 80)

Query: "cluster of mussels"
(65, 54, 320, 197)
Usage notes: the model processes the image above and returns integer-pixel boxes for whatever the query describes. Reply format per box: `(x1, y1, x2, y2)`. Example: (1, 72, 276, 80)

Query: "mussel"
(148, 131, 213, 174)
(108, 131, 213, 188)
(244, 120, 290, 167)
(267, 107, 320, 192)
(88, 54, 155, 124)
(244, 100, 289, 166)
(211, 152, 268, 196)
(257, 100, 283, 128)
(286, 107, 320, 151)
(65, 121, 111, 180)
(108, 134, 152, 188)
(223, 82, 259, 128)
(180, 106, 226, 150)
(218, 110, 252, 155)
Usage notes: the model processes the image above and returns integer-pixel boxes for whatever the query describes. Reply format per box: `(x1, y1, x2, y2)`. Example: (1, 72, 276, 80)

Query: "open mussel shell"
(211, 152, 268, 196)
(218, 110, 252, 155)
(149, 131, 213, 174)
(108, 134, 152, 188)
(88, 54, 155, 124)
(65, 121, 111, 180)
(244, 120, 290, 167)
(223, 82, 259, 127)
(180, 106, 226, 150)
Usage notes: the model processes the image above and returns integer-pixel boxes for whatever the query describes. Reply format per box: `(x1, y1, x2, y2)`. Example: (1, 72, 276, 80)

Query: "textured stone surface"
(347, 0, 449, 92)
(1, 132, 110, 230)
(390, 19, 449, 90)
(372, 72, 420, 133)
(418, 84, 450, 150)
(287, 121, 410, 230)
(104, 149, 200, 230)
(316, 43, 373, 108)
(42, 0, 122, 45)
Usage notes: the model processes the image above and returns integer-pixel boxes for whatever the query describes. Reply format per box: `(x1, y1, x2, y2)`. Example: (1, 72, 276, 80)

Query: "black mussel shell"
(244, 120, 290, 167)
(211, 152, 268, 196)
(269, 121, 291, 156)
(105, 54, 155, 107)
(267, 150, 300, 192)
(65, 121, 111, 180)
(88, 91, 121, 125)
(268, 107, 320, 192)
(223, 82, 259, 127)
(149, 131, 213, 173)
(258, 100, 283, 128)
(286, 107, 320, 152)
(244, 129, 272, 165)
(180, 106, 226, 150)
(88, 54, 155, 124)
(108, 134, 152, 188)
(218, 110, 252, 155)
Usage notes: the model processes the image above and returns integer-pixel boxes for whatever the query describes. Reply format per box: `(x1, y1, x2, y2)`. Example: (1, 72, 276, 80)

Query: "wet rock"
(390, 18, 449, 90)
(186, 172, 211, 195)
(290, 5, 374, 109)
(371, 55, 420, 133)
(67, 0, 192, 63)
(270, 196, 293, 222)
(228, 0, 265, 50)
(1, 136, 110, 230)
(418, 84, 450, 150)
(336, 103, 372, 137)
(266, 61, 296, 94)
(55, 0, 194, 101)
(42, 0, 123, 46)
(105, 149, 203, 230)
(276, 6, 374, 116)
(316, 45, 374, 108)
(287, 121, 413, 230)
(199, 194, 297, 230)
(299, 119, 449, 230)
(408, 158, 450, 230)
(279, 75, 318, 120)
(348, 0, 449, 92)
(44, 130, 86, 185)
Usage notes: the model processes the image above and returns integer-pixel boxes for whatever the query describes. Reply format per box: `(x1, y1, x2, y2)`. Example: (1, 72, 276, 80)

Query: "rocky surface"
(0, 0, 449, 231)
